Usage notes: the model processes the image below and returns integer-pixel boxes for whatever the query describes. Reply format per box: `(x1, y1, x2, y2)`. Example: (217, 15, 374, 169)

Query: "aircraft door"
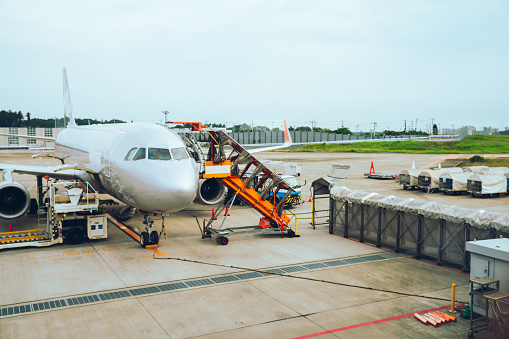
(104, 132, 125, 178)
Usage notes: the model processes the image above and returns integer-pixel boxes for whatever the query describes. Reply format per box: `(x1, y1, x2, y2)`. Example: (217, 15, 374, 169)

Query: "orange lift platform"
(187, 128, 297, 245)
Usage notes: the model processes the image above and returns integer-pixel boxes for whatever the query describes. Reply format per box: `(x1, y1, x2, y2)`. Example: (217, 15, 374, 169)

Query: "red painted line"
(292, 305, 454, 339)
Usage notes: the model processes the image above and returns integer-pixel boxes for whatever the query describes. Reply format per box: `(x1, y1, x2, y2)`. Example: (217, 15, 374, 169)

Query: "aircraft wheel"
(150, 231, 159, 245)
(140, 232, 149, 248)
(218, 236, 229, 245)
(65, 227, 84, 245)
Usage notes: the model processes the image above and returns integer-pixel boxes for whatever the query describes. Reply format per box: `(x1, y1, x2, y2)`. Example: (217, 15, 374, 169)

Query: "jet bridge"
(187, 129, 295, 244)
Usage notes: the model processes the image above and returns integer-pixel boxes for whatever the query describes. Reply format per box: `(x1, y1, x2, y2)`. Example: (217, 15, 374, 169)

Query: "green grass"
(468, 158, 509, 167)
(288, 135, 509, 154)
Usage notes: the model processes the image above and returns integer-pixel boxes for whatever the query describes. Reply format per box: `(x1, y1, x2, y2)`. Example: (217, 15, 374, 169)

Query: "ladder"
(202, 129, 294, 231)
(469, 277, 509, 337)
(487, 291, 509, 336)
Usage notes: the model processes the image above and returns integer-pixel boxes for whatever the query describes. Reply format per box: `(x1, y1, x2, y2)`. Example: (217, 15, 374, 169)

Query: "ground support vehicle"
(269, 175, 302, 207)
(0, 180, 111, 249)
(186, 130, 297, 245)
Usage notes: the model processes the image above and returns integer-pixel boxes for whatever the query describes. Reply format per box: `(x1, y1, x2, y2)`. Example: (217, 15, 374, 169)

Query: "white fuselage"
(54, 123, 199, 212)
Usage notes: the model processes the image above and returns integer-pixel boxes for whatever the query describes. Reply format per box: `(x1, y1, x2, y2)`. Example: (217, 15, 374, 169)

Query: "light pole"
(162, 110, 169, 126)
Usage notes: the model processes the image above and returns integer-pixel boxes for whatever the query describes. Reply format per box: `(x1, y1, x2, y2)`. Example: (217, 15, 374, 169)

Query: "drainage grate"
(1, 251, 396, 318)
(301, 262, 328, 270)
(322, 260, 347, 267)
(342, 257, 368, 264)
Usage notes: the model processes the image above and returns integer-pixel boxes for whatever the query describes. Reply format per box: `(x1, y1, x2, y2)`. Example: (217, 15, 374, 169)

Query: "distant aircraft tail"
(62, 68, 76, 127)
(247, 120, 292, 153)
(283, 120, 292, 144)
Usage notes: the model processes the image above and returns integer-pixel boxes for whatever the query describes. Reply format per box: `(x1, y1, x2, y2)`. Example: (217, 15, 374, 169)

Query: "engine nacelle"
(193, 179, 226, 205)
(0, 180, 31, 219)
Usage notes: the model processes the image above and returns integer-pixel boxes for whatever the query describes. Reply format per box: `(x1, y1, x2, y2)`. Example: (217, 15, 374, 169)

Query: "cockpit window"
(171, 147, 189, 160)
(132, 148, 146, 161)
(148, 148, 172, 160)
(124, 147, 138, 161)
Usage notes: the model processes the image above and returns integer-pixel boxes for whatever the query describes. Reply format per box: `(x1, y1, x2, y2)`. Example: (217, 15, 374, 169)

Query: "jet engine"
(193, 179, 226, 205)
(0, 180, 31, 219)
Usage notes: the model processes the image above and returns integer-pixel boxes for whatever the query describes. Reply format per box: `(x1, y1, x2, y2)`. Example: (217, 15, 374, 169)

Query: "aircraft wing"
(246, 120, 292, 153)
(0, 163, 92, 180)
(0, 133, 56, 141)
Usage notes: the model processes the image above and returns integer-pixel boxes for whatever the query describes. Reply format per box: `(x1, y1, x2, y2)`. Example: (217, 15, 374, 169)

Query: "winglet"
(62, 68, 77, 127)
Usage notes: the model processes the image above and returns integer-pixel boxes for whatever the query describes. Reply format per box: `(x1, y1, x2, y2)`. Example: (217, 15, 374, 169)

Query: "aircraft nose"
(152, 163, 198, 212)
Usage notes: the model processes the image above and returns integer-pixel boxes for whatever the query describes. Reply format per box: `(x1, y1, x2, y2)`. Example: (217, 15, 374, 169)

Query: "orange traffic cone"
(9, 223, 12, 232)
(370, 161, 376, 174)
(225, 205, 230, 216)
(212, 208, 217, 220)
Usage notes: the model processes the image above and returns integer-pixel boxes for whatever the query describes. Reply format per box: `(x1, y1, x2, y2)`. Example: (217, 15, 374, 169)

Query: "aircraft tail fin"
(246, 120, 292, 153)
(62, 68, 76, 127)
(283, 120, 292, 144)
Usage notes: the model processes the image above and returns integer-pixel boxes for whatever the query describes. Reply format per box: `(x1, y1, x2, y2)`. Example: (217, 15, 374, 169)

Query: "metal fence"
(329, 199, 508, 271)
(186, 131, 405, 144)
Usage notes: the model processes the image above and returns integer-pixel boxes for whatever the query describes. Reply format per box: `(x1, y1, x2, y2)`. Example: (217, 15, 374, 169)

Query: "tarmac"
(1, 150, 507, 338)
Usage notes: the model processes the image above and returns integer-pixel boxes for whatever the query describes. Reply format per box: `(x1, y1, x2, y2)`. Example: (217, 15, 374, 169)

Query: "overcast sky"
(1, 1, 508, 132)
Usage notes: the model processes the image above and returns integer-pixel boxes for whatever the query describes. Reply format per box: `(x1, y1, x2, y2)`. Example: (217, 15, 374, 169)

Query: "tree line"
(2, 109, 445, 136)
(0, 110, 125, 128)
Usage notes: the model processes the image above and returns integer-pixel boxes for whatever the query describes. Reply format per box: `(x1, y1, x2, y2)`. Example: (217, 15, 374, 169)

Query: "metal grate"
(322, 260, 347, 267)
(301, 262, 328, 270)
(1, 251, 395, 318)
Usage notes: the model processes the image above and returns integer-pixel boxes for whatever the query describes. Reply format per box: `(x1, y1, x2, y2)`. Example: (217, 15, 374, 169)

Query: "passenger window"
(171, 147, 189, 160)
(148, 148, 172, 160)
(124, 148, 138, 161)
(132, 148, 146, 161)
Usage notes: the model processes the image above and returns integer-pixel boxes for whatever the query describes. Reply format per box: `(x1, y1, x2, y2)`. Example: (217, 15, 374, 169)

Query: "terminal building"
(0, 127, 62, 149)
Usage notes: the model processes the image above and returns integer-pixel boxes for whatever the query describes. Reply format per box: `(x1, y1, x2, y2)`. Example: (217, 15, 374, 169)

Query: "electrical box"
(87, 215, 108, 239)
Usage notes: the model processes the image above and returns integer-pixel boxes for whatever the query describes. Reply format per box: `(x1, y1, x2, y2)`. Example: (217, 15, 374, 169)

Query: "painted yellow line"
(125, 243, 173, 250)
(153, 251, 187, 256)
(106, 214, 140, 242)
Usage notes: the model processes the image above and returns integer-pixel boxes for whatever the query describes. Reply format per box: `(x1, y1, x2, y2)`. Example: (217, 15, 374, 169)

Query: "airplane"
(0, 69, 292, 246)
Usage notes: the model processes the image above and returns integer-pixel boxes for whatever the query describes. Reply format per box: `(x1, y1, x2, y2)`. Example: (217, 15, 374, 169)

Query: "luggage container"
(439, 172, 475, 194)
(418, 168, 463, 192)
(467, 173, 509, 197)
(399, 169, 422, 190)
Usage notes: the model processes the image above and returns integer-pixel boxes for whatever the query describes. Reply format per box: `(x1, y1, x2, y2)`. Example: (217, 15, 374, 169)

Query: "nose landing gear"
(140, 211, 160, 248)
